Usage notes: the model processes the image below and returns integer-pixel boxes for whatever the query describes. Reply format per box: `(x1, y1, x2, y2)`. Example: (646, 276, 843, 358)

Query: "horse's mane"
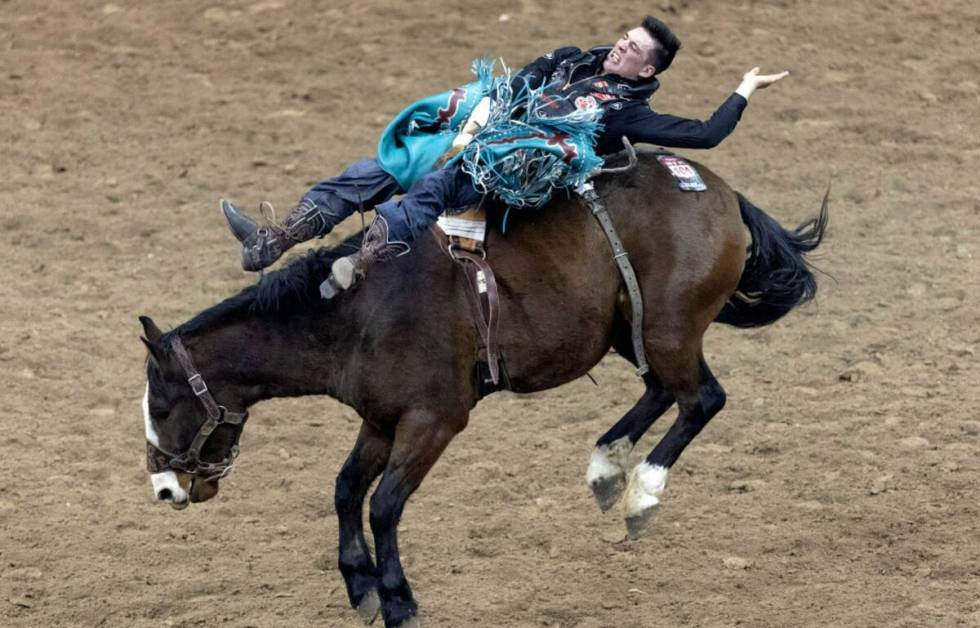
(170, 231, 365, 337)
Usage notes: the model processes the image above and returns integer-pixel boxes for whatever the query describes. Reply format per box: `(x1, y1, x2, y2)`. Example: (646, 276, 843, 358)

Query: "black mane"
(170, 231, 364, 337)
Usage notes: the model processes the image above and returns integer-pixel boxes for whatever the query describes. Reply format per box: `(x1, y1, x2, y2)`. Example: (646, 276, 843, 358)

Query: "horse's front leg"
(369, 409, 465, 628)
(335, 422, 393, 624)
(586, 370, 674, 511)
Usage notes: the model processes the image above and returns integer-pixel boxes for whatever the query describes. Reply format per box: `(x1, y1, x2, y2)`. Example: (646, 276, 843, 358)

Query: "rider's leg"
(321, 164, 481, 298)
(222, 159, 403, 272)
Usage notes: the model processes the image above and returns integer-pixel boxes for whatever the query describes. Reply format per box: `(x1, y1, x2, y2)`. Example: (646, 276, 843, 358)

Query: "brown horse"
(139, 151, 827, 628)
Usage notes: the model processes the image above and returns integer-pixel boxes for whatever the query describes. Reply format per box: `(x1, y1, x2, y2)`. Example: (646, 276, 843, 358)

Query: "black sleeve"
(615, 93, 748, 149)
(512, 46, 581, 92)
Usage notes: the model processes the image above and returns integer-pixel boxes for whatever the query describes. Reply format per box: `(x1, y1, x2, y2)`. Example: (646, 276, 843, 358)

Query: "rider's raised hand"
(736, 67, 790, 99)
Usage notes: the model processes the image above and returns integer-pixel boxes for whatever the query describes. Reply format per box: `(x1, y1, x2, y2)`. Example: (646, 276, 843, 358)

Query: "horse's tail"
(714, 190, 829, 328)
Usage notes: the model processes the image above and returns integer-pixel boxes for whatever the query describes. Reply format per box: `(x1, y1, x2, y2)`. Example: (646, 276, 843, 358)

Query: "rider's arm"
(612, 68, 789, 150)
(613, 93, 748, 150)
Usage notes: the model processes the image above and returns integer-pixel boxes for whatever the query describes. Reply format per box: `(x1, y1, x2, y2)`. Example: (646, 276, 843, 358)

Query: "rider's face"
(602, 27, 657, 80)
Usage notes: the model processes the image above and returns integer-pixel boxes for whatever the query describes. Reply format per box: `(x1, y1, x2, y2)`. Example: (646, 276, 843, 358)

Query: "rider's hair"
(641, 16, 681, 74)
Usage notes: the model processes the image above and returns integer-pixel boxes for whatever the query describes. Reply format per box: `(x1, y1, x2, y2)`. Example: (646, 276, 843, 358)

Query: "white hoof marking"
(586, 437, 634, 511)
(622, 463, 668, 537)
(585, 436, 632, 486)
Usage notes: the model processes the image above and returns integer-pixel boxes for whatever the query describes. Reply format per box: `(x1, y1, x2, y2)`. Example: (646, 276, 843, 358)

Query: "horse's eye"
(150, 406, 169, 421)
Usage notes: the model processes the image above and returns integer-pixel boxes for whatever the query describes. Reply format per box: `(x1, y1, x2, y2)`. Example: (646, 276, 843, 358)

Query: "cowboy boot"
(319, 215, 410, 299)
(221, 198, 332, 271)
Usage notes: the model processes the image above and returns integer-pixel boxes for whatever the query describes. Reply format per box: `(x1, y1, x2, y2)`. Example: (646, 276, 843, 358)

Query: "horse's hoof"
(585, 438, 633, 512)
(589, 474, 626, 512)
(622, 462, 668, 539)
(393, 617, 420, 628)
(624, 504, 659, 539)
(355, 589, 381, 625)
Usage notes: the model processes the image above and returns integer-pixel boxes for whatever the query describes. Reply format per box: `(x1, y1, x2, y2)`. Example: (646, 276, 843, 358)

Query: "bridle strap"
(149, 336, 248, 476)
(170, 337, 247, 426)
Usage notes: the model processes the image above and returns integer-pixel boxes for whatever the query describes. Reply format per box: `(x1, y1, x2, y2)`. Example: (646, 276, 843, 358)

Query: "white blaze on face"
(623, 462, 669, 518)
(142, 382, 160, 448)
(144, 381, 188, 506)
(586, 436, 633, 486)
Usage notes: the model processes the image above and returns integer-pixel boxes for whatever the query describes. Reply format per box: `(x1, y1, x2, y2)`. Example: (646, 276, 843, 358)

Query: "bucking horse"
(139, 150, 827, 628)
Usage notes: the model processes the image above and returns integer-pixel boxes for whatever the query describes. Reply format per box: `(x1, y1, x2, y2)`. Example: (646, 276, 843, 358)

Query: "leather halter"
(146, 336, 248, 479)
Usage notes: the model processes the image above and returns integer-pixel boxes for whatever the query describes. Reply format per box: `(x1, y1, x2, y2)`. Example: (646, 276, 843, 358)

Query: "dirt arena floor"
(2, 0, 978, 626)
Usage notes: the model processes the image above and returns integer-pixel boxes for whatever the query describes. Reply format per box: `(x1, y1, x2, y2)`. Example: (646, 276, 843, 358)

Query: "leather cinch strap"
(578, 182, 650, 377)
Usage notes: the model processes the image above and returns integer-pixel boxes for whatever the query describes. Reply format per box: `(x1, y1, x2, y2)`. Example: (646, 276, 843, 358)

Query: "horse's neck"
(184, 311, 355, 406)
(186, 237, 470, 411)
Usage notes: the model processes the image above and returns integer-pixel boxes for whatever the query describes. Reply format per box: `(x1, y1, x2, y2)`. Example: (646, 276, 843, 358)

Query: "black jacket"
(516, 46, 747, 156)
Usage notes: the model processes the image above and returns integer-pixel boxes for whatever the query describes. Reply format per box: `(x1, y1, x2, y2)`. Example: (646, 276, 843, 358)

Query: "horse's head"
(139, 316, 248, 510)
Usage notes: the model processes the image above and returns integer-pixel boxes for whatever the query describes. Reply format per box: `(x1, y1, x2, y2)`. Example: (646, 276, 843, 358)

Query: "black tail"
(714, 190, 829, 328)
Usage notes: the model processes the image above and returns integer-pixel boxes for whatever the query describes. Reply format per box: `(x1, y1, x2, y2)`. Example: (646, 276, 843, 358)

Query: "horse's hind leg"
(586, 369, 675, 511)
(623, 352, 726, 539)
(369, 409, 465, 628)
(335, 422, 393, 624)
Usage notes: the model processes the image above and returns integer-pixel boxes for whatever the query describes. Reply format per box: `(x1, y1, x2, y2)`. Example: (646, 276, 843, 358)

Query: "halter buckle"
(188, 373, 208, 396)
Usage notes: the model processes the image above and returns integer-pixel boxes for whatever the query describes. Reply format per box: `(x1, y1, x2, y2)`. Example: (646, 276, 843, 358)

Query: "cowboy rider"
(222, 16, 788, 295)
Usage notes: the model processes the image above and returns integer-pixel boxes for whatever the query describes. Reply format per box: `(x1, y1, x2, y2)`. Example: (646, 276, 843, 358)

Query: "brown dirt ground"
(2, 0, 978, 626)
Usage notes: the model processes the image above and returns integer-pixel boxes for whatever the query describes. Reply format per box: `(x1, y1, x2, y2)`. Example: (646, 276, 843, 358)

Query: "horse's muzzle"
(151, 470, 190, 509)
(188, 476, 220, 503)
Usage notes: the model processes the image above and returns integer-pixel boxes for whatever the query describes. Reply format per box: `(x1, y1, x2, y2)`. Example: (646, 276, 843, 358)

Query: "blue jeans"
(375, 164, 483, 244)
(301, 159, 404, 230)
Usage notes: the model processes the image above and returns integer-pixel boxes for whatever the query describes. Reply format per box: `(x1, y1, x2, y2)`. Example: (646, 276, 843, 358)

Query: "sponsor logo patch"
(656, 155, 707, 192)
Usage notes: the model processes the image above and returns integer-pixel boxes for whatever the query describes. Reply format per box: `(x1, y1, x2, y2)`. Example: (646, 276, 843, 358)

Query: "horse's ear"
(141, 337, 164, 365)
(139, 315, 163, 343)
(139, 316, 165, 363)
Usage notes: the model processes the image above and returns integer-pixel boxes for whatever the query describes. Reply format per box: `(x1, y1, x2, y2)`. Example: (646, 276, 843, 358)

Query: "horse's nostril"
(158, 488, 173, 501)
